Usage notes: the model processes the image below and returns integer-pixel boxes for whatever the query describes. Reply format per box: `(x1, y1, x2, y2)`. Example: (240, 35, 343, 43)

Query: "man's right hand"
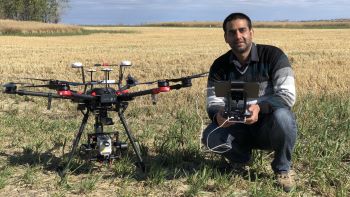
(215, 110, 235, 128)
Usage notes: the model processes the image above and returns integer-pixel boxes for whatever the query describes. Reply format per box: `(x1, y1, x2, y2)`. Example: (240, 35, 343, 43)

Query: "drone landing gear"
(118, 110, 146, 172)
(60, 110, 90, 177)
(60, 107, 146, 177)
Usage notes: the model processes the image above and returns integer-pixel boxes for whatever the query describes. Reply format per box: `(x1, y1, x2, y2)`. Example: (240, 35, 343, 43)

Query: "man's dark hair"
(223, 12, 252, 32)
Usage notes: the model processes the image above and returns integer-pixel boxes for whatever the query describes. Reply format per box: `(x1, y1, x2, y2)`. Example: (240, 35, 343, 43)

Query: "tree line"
(0, 0, 68, 23)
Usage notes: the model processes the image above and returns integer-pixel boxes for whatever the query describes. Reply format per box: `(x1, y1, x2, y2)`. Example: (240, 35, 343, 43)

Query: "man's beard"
(232, 41, 252, 54)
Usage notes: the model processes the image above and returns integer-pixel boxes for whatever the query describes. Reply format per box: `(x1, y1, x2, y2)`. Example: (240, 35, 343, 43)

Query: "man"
(202, 12, 297, 192)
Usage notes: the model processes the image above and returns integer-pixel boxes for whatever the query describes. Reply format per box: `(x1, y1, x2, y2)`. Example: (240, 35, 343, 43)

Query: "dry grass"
(0, 19, 82, 34)
(0, 26, 349, 95)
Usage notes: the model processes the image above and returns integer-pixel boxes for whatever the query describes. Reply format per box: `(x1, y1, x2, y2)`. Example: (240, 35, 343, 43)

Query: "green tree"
(0, 0, 68, 23)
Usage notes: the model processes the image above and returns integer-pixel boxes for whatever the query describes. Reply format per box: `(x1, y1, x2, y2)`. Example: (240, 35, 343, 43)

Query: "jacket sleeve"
(258, 53, 296, 113)
(206, 67, 225, 121)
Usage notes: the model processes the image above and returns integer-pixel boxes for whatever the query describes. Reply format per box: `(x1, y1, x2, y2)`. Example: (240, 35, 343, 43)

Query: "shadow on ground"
(0, 141, 272, 183)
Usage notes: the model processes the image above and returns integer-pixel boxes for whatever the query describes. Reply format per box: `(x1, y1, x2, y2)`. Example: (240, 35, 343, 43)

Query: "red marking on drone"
(152, 86, 170, 94)
(91, 92, 97, 96)
(102, 63, 109, 67)
(58, 90, 73, 97)
(116, 89, 129, 95)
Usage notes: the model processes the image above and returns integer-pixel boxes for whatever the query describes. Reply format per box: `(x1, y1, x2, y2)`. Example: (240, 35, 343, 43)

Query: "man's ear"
(224, 32, 228, 43)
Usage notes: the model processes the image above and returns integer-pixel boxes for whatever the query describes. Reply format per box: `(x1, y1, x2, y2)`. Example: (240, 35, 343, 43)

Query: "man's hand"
(245, 104, 260, 125)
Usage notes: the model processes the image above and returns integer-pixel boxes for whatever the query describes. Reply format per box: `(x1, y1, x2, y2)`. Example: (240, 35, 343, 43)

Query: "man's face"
(224, 19, 253, 55)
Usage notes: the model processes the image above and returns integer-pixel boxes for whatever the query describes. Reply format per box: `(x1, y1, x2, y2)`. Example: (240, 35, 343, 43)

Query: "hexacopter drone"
(2, 61, 208, 176)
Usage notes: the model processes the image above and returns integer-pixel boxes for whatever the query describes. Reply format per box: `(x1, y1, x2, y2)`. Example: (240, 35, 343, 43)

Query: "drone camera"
(97, 134, 113, 156)
(81, 132, 128, 162)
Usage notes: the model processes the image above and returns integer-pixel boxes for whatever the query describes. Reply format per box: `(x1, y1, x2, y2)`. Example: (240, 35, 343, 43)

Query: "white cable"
(205, 117, 233, 154)
(196, 87, 233, 154)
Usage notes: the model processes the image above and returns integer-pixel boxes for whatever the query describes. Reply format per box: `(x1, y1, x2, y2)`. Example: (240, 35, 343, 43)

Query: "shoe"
(275, 170, 296, 192)
(227, 160, 251, 176)
(218, 157, 249, 175)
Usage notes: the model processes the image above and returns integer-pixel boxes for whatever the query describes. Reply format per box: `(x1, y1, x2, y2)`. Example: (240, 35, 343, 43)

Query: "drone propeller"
(2, 82, 34, 86)
(22, 77, 53, 82)
(21, 78, 87, 87)
(137, 72, 209, 85)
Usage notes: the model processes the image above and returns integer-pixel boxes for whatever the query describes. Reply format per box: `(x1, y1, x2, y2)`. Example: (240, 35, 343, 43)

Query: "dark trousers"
(202, 108, 297, 173)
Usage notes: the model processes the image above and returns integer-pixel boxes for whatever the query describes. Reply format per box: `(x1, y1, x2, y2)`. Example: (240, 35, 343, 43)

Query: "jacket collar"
(229, 43, 259, 64)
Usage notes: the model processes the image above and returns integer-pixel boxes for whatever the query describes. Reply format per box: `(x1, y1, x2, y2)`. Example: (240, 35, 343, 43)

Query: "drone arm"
(15, 90, 67, 99)
(119, 89, 155, 101)
(69, 92, 96, 101)
(119, 81, 192, 101)
(169, 83, 188, 90)
(7, 89, 96, 102)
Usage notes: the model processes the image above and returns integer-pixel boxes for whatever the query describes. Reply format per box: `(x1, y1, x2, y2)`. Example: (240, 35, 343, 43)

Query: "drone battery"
(97, 135, 112, 156)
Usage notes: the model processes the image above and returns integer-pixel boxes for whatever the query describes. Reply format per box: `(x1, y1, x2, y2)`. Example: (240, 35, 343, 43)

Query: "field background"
(0, 21, 349, 196)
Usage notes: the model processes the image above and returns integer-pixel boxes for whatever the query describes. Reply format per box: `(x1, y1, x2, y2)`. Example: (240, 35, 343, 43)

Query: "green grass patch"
(0, 167, 11, 189)
(0, 93, 349, 195)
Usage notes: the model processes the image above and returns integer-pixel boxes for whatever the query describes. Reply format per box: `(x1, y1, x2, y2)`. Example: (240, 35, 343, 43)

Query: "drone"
(2, 61, 208, 176)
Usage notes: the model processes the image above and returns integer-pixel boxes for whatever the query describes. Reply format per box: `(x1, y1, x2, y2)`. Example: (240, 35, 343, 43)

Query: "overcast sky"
(60, 0, 350, 25)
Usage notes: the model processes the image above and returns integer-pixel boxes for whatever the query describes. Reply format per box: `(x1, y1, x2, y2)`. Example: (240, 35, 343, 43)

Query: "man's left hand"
(245, 104, 260, 124)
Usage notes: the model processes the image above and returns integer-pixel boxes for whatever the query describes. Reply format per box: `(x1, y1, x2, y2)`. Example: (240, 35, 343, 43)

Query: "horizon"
(62, 19, 350, 27)
(60, 0, 350, 26)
